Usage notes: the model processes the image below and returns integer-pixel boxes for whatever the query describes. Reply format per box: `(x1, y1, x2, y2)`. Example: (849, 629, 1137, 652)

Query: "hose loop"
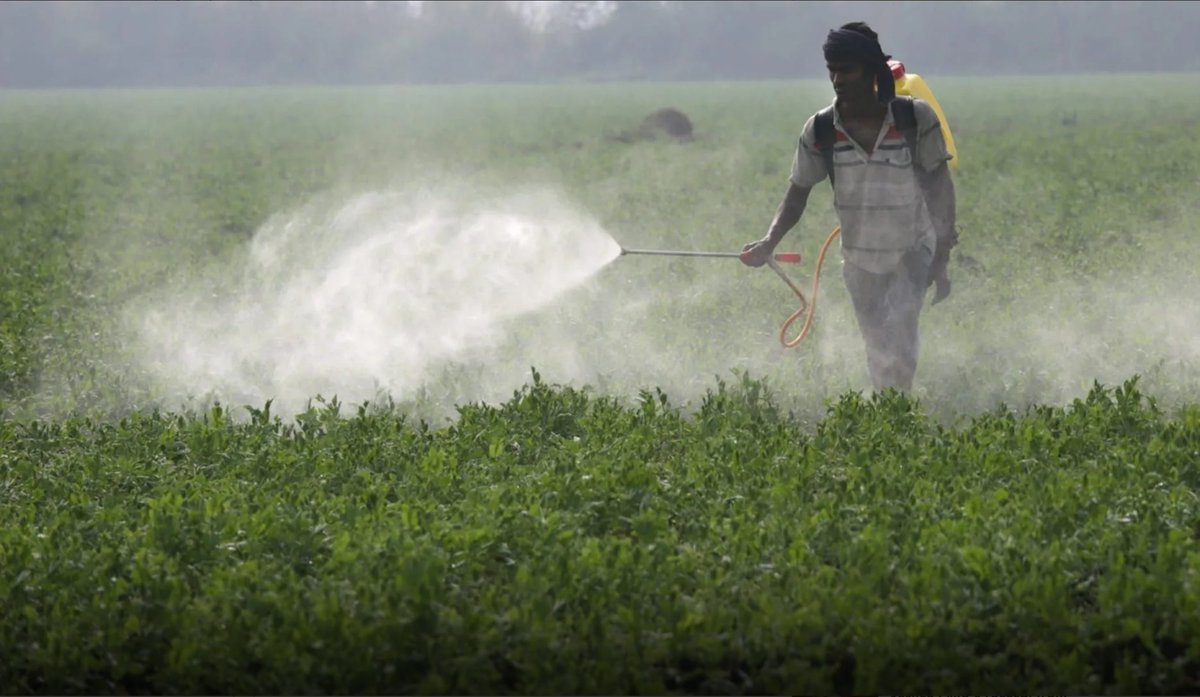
(768, 225, 841, 348)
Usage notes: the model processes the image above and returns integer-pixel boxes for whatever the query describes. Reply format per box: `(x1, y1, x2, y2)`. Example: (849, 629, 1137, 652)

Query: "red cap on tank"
(889, 60, 905, 80)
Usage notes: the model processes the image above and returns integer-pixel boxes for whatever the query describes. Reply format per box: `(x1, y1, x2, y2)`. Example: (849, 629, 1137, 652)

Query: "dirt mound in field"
(609, 107, 695, 143)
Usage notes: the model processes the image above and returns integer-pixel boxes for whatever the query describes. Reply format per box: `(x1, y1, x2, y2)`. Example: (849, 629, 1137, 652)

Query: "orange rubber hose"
(769, 225, 841, 348)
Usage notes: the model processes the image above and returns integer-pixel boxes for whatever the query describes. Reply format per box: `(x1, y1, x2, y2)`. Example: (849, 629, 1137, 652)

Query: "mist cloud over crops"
(129, 185, 625, 416)
(120, 174, 1200, 422)
(5, 2, 1200, 421)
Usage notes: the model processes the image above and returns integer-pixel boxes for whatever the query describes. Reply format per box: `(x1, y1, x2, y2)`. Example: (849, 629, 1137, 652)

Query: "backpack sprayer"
(619, 60, 956, 350)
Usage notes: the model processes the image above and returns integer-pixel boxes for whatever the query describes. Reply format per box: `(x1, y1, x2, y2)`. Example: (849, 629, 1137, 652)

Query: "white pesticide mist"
(132, 186, 622, 417)
(123, 181, 1200, 424)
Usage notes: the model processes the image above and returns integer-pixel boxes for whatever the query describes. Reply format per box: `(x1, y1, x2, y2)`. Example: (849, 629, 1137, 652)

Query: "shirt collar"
(831, 99, 895, 131)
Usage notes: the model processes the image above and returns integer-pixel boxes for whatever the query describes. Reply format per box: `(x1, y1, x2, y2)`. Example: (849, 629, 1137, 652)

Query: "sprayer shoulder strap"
(813, 97, 919, 189)
(891, 96, 919, 151)
(813, 106, 837, 187)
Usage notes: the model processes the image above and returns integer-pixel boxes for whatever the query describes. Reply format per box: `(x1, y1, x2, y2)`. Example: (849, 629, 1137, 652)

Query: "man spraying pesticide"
(740, 21, 959, 392)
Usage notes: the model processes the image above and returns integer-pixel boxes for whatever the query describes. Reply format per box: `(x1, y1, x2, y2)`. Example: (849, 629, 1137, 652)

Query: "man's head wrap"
(822, 27, 895, 103)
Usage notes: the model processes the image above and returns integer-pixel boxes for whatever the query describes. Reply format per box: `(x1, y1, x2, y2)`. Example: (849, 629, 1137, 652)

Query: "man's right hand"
(740, 239, 775, 267)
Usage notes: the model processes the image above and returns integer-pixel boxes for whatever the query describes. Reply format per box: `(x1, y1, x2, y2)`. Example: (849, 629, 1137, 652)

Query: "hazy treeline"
(2, 0, 1197, 88)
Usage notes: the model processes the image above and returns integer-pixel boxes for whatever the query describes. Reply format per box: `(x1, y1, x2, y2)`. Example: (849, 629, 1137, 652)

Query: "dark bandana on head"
(822, 28, 895, 103)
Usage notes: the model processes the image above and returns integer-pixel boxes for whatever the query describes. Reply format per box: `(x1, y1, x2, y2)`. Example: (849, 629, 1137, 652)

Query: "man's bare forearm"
(764, 182, 812, 247)
(920, 164, 957, 246)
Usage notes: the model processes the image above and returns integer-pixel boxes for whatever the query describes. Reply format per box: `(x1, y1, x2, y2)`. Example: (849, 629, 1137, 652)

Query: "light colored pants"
(841, 248, 932, 392)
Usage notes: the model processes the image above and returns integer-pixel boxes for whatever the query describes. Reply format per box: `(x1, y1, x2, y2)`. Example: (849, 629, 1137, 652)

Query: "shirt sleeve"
(789, 113, 829, 188)
(912, 99, 952, 172)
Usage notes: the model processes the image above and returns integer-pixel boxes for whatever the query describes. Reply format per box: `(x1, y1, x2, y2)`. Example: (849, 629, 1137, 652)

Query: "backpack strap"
(890, 96, 919, 155)
(812, 105, 837, 188)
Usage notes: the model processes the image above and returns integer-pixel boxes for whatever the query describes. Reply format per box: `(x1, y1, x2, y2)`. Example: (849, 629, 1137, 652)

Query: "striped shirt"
(790, 98, 951, 274)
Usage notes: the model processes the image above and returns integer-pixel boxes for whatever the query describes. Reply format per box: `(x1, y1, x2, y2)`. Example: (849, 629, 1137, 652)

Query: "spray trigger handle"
(739, 250, 802, 264)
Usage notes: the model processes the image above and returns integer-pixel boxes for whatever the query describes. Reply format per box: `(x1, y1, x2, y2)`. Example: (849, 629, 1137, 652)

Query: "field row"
(3, 376, 1199, 692)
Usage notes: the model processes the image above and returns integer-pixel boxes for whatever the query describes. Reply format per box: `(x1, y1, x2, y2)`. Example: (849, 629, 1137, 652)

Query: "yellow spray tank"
(889, 59, 958, 172)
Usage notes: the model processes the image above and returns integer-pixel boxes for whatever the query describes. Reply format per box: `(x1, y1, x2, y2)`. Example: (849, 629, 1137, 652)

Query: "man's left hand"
(931, 273, 951, 305)
(928, 247, 952, 305)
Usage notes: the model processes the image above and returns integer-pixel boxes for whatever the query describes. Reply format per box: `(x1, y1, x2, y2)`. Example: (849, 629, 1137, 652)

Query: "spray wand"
(619, 247, 803, 263)
(618, 224, 842, 349)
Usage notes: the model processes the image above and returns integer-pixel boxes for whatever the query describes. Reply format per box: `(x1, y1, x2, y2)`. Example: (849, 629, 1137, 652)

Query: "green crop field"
(2, 75, 1200, 693)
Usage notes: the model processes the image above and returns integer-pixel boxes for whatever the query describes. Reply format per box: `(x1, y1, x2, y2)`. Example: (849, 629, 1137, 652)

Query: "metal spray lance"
(617, 238, 835, 349)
